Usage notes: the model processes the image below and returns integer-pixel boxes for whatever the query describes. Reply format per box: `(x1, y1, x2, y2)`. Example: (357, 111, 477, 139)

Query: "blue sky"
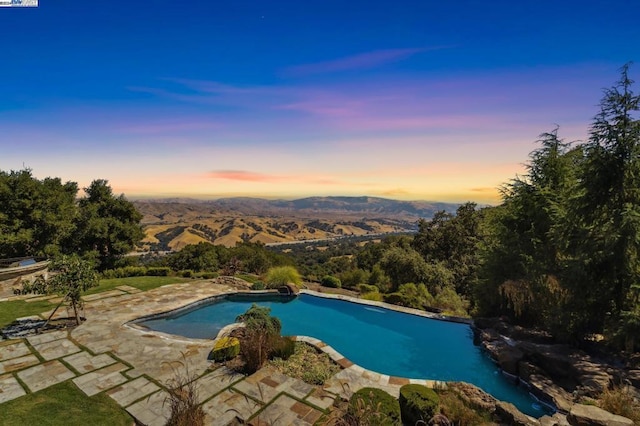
(1, 0, 639, 202)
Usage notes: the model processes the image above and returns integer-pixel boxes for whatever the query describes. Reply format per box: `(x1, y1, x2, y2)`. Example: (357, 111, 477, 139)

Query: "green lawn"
(0, 300, 54, 329)
(85, 276, 192, 295)
(0, 381, 132, 426)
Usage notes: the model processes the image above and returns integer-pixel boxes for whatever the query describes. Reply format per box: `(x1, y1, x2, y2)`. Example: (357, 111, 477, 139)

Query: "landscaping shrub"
(361, 291, 383, 302)
(146, 266, 171, 276)
(236, 304, 282, 373)
(251, 281, 266, 290)
(193, 271, 218, 279)
(265, 266, 302, 288)
(179, 270, 194, 278)
(269, 342, 340, 385)
(399, 384, 439, 425)
(208, 336, 240, 362)
(348, 387, 401, 425)
(321, 275, 342, 288)
(357, 283, 378, 294)
(434, 287, 470, 317)
(270, 336, 296, 360)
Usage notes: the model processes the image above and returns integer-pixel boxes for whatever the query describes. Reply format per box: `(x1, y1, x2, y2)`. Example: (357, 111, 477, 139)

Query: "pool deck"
(0, 280, 464, 425)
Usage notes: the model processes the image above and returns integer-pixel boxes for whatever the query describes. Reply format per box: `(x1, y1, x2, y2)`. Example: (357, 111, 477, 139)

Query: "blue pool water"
(139, 293, 549, 417)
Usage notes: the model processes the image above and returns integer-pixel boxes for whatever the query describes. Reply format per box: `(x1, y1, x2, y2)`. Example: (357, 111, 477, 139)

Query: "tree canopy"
(0, 170, 143, 270)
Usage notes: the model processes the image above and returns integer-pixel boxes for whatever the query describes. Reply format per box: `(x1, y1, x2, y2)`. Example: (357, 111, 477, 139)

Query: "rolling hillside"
(134, 196, 459, 250)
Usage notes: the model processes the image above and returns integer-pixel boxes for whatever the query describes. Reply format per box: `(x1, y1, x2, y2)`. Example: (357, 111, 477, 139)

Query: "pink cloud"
(207, 170, 347, 186)
(284, 47, 441, 76)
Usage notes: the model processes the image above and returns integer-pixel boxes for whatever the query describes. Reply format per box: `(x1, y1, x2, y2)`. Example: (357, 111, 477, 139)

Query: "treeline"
(0, 171, 143, 270)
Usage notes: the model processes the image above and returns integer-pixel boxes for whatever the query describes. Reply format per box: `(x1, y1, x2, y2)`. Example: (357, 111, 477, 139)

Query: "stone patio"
(0, 278, 446, 425)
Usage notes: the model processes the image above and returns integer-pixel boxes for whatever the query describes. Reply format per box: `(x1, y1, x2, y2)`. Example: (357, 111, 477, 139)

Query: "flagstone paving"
(17, 360, 75, 392)
(0, 373, 26, 403)
(0, 342, 31, 361)
(72, 362, 129, 396)
(0, 354, 40, 374)
(32, 337, 82, 360)
(0, 278, 443, 425)
(106, 376, 160, 407)
(63, 351, 116, 373)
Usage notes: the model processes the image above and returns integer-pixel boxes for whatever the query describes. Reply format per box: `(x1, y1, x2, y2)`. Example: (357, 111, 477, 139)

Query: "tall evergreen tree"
(569, 64, 640, 340)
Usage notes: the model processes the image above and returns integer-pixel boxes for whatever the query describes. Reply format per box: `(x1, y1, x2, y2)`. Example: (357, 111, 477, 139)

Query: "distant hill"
(133, 196, 459, 250)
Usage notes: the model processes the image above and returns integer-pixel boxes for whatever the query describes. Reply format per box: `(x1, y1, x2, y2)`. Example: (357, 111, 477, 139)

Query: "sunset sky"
(1, 1, 639, 204)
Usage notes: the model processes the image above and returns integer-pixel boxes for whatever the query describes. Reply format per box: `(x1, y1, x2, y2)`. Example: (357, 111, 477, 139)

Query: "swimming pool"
(138, 292, 549, 417)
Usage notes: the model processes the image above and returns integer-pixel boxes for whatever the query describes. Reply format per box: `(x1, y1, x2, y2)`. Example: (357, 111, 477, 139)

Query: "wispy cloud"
(208, 170, 345, 186)
(283, 47, 440, 76)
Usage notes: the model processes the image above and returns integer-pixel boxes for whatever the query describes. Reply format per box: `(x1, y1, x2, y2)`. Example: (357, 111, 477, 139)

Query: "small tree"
(265, 266, 302, 288)
(16, 255, 98, 325)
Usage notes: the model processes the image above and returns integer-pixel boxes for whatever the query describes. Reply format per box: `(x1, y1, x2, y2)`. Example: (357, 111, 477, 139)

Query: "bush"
(358, 283, 378, 293)
(251, 281, 266, 290)
(399, 384, 439, 425)
(236, 304, 282, 373)
(270, 336, 296, 360)
(269, 343, 340, 386)
(349, 387, 401, 425)
(208, 337, 240, 362)
(146, 266, 171, 276)
(361, 291, 383, 302)
(265, 266, 302, 288)
(179, 270, 194, 278)
(434, 287, 470, 317)
(193, 271, 218, 279)
(321, 275, 342, 288)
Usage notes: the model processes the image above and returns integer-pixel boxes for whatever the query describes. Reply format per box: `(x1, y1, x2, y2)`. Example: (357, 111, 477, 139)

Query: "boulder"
(497, 345, 525, 376)
(529, 374, 574, 413)
(495, 401, 540, 426)
(448, 382, 497, 413)
(539, 413, 571, 426)
(566, 404, 633, 426)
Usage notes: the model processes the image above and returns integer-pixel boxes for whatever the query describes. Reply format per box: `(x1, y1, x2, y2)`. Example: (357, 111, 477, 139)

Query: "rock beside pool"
(528, 374, 574, 413)
(566, 404, 633, 426)
(496, 401, 540, 426)
(449, 382, 543, 425)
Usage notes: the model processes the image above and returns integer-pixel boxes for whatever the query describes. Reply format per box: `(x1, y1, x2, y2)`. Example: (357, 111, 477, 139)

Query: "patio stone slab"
(72, 362, 129, 396)
(106, 376, 160, 407)
(63, 351, 116, 374)
(195, 367, 244, 401)
(0, 354, 40, 374)
(26, 330, 67, 346)
(202, 389, 262, 424)
(305, 388, 336, 410)
(82, 290, 126, 302)
(0, 341, 31, 361)
(249, 394, 322, 426)
(33, 338, 81, 360)
(17, 360, 75, 393)
(126, 390, 171, 426)
(0, 373, 26, 403)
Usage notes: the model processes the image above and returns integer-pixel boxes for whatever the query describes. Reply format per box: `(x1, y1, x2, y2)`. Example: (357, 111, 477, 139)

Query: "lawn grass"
(0, 299, 54, 328)
(85, 276, 192, 295)
(0, 381, 132, 426)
